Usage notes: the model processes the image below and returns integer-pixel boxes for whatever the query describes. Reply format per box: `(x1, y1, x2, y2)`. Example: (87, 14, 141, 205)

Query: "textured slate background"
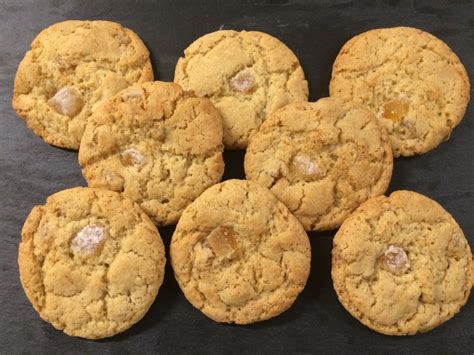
(0, 0, 473, 353)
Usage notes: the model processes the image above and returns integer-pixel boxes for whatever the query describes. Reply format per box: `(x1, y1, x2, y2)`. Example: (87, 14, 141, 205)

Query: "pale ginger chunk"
(230, 70, 255, 93)
(71, 224, 106, 255)
(207, 226, 240, 260)
(122, 87, 144, 100)
(380, 244, 410, 275)
(291, 154, 321, 176)
(121, 148, 145, 167)
(48, 87, 84, 117)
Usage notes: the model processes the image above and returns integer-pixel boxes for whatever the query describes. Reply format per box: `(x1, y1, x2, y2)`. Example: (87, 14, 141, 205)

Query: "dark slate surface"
(0, 0, 473, 353)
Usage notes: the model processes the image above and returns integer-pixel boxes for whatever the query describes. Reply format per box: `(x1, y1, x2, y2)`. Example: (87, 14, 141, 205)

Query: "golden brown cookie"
(170, 179, 311, 324)
(79, 81, 225, 226)
(244, 97, 393, 231)
(174, 30, 309, 149)
(12, 20, 153, 149)
(330, 27, 470, 157)
(332, 190, 473, 335)
(18, 187, 166, 339)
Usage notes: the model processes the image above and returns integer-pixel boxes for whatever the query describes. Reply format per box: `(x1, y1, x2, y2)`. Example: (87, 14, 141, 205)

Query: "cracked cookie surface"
(244, 97, 393, 231)
(170, 179, 311, 324)
(329, 26, 470, 157)
(174, 30, 309, 149)
(332, 190, 473, 335)
(12, 20, 153, 149)
(79, 81, 225, 226)
(18, 187, 166, 339)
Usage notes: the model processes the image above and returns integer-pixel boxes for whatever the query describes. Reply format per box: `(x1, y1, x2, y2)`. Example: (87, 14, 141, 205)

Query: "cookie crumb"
(291, 154, 319, 176)
(380, 244, 410, 275)
(71, 224, 105, 255)
(230, 70, 255, 93)
(207, 226, 240, 260)
(193, 243, 214, 268)
(47, 87, 84, 117)
(122, 148, 145, 167)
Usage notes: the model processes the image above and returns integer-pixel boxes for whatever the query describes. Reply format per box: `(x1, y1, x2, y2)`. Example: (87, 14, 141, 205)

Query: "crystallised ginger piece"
(47, 87, 84, 117)
(122, 87, 144, 100)
(71, 224, 106, 255)
(382, 99, 409, 122)
(121, 148, 145, 167)
(380, 244, 410, 275)
(292, 154, 319, 176)
(230, 70, 255, 93)
(206, 226, 240, 260)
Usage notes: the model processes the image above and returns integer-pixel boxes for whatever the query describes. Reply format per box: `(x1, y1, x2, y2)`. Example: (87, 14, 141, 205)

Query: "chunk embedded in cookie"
(291, 154, 320, 176)
(230, 70, 255, 93)
(381, 99, 409, 122)
(379, 244, 410, 275)
(121, 148, 145, 167)
(206, 226, 240, 260)
(71, 224, 106, 255)
(48, 87, 84, 117)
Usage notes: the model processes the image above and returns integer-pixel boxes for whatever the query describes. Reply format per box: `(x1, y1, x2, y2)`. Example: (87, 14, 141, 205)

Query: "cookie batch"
(12, 20, 471, 339)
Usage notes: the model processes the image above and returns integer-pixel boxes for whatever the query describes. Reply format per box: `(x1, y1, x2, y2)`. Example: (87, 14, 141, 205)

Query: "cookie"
(12, 20, 153, 149)
(174, 30, 309, 149)
(18, 187, 166, 339)
(79, 81, 224, 226)
(329, 27, 470, 157)
(244, 97, 393, 231)
(332, 190, 473, 335)
(170, 179, 311, 324)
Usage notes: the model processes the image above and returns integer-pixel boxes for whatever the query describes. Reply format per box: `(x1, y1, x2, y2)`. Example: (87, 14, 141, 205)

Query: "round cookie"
(174, 30, 309, 149)
(12, 20, 154, 149)
(18, 187, 166, 339)
(329, 27, 470, 157)
(170, 179, 311, 324)
(332, 190, 473, 335)
(79, 81, 224, 226)
(244, 97, 393, 231)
